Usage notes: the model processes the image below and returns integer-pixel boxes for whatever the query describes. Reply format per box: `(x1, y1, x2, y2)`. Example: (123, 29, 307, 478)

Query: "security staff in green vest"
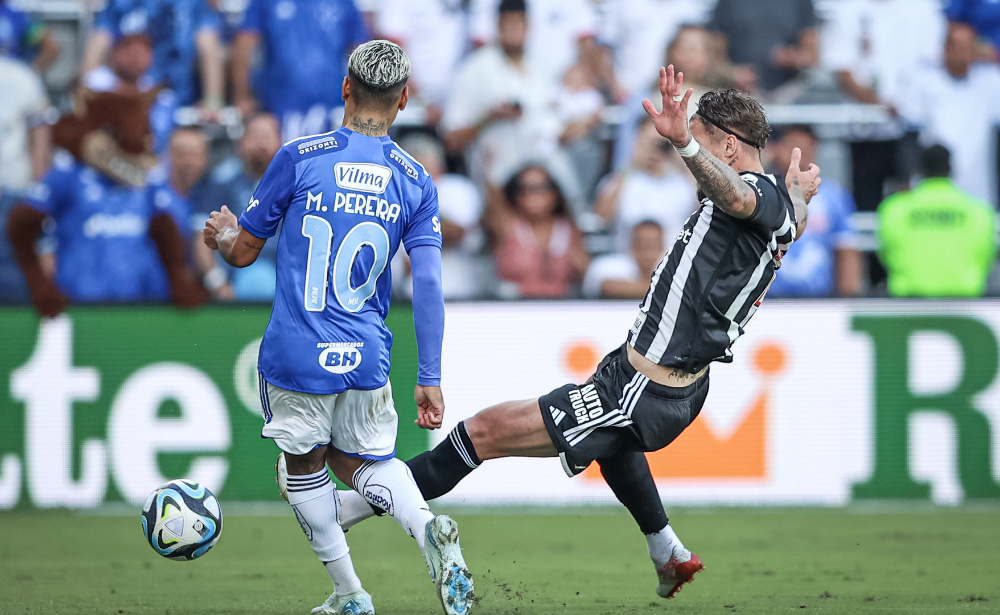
(877, 145, 997, 297)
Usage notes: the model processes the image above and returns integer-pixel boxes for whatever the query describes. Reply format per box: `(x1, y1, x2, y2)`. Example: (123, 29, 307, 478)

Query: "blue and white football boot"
(424, 515, 475, 615)
(310, 590, 375, 615)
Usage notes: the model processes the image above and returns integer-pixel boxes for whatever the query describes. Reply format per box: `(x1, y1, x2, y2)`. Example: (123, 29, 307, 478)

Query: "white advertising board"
(436, 301, 1000, 506)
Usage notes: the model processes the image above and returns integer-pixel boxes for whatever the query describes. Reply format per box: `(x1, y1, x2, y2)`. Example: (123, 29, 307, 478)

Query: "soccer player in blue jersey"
(202, 41, 473, 615)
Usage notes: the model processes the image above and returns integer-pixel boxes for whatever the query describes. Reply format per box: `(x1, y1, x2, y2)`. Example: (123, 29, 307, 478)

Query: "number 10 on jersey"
(301, 215, 390, 313)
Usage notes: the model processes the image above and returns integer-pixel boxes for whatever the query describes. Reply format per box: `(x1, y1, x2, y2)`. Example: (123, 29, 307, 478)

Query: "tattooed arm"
(679, 146, 759, 219)
(642, 65, 758, 218)
(203, 205, 266, 268)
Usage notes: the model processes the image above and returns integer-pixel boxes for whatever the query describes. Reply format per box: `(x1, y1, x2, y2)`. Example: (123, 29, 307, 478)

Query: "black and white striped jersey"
(627, 172, 797, 372)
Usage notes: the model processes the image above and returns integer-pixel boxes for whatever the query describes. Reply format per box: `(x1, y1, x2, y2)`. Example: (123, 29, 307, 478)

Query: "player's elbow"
(721, 192, 757, 219)
(411, 267, 443, 299)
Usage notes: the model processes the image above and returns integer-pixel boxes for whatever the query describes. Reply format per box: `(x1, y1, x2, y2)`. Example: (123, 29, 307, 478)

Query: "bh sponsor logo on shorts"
(317, 342, 364, 374)
(334, 163, 392, 194)
(568, 383, 603, 423)
(364, 484, 394, 516)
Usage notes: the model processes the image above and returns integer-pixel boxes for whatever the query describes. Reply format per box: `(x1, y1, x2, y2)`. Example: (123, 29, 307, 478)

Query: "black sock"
(405, 421, 482, 501)
(598, 450, 669, 534)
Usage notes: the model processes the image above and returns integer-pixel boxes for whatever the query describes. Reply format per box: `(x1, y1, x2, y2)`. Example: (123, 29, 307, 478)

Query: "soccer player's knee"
(326, 449, 364, 487)
(285, 447, 327, 476)
(464, 413, 497, 452)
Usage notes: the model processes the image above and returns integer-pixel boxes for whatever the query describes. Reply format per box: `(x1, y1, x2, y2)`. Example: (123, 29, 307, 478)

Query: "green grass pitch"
(1, 507, 997, 614)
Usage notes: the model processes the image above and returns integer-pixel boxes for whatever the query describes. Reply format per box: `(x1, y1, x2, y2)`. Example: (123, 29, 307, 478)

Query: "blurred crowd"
(1, 0, 999, 313)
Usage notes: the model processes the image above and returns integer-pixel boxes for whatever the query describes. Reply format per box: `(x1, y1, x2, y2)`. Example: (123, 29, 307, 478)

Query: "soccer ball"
(141, 479, 223, 561)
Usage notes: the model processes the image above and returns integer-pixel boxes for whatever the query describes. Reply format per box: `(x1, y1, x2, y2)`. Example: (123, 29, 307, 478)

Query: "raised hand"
(641, 65, 695, 147)
(785, 147, 822, 205)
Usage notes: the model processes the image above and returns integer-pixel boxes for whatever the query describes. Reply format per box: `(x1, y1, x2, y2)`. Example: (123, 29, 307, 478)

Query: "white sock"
(646, 524, 684, 568)
(287, 470, 362, 594)
(353, 458, 435, 554)
(338, 489, 378, 530)
(324, 554, 362, 595)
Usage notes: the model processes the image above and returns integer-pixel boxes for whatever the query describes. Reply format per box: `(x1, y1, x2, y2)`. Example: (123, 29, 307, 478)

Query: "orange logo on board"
(576, 342, 787, 481)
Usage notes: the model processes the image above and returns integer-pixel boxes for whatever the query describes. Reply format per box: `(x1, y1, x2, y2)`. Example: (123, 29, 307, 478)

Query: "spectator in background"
(822, 0, 946, 212)
(595, 117, 697, 253)
(6, 91, 206, 316)
(195, 112, 282, 300)
(233, 0, 368, 141)
(0, 0, 61, 73)
(490, 164, 589, 298)
(0, 55, 51, 191)
(81, 29, 177, 157)
(898, 23, 1000, 208)
(947, 0, 1000, 60)
(708, 0, 818, 94)
(766, 126, 862, 297)
(555, 64, 605, 200)
(149, 128, 209, 256)
(470, 0, 600, 87)
(878, 145, 997, 298)
(597, 0, 708, 102)
(442, 0, 575, 196)
(375, 0, 466, 125)
(397, 134, 485, 300)
(583, 219, 664, 299)
(613, 25, 725, 170)
(83, 0, 225, 110)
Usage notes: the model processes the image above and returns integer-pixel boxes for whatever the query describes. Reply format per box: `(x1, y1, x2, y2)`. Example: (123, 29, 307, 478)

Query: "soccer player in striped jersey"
(312, 66, 820, 601)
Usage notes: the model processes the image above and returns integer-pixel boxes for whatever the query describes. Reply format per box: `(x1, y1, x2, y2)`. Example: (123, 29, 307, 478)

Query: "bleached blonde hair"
(348, 39, 411, 90)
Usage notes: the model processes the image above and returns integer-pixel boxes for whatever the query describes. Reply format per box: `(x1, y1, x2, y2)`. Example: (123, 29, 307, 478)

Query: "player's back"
(239, 127, 441, 395)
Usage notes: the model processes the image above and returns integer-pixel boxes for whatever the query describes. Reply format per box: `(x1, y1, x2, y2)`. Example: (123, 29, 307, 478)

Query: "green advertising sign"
(0, 307, 429, 509)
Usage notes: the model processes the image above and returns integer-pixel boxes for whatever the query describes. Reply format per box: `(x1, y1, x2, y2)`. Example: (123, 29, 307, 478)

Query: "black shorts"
(539, 344, 710, 476)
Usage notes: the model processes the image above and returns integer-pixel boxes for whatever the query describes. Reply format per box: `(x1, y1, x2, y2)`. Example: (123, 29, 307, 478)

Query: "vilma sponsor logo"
(364, 484, 394, 516)
(334, 163, 392, 194)
(317, 342, 364, 375)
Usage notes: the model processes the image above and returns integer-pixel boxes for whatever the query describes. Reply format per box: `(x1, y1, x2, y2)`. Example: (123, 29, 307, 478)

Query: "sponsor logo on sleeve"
(389, 150, 420, 181)
(297, 135, 339, 155)
(334, 163, 392, 194)
(742, 174, 764, 197)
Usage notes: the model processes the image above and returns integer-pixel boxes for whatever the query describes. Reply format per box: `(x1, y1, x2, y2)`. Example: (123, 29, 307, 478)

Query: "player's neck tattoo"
(348, 115, 389, 137)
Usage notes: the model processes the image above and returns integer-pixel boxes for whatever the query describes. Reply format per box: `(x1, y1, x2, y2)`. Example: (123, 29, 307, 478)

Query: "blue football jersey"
(239, 128, 443, 394)
(24, 154, 170, 302)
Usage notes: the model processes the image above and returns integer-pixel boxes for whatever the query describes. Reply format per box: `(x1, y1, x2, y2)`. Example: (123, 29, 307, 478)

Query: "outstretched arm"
(642, 65, 758, 219)
(410, 245, 445, 430)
